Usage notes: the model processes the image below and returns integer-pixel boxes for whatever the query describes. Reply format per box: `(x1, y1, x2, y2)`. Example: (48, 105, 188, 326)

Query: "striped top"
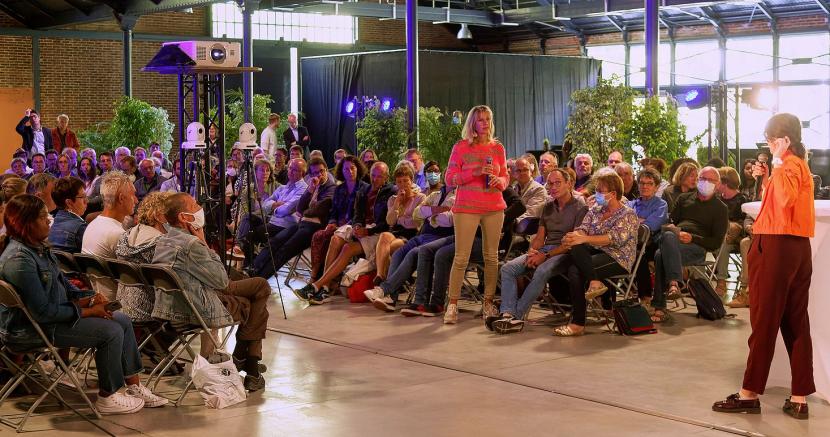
(445, 139, 508, 214)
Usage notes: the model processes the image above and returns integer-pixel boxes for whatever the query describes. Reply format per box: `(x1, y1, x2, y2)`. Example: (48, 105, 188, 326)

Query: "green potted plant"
(565, 77, 639, 162)
(414, 107, 461, 169)
(356, 107, 409, 166)
(105, 96, 174, 154)
(627, 95, 703, 167)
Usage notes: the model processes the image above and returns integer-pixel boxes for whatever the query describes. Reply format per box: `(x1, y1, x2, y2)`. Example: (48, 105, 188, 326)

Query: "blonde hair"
(671, 162, 700, 186)
(461, 105, 495, 143)
(717, 166, 740, 190)
(137, 191, 172, 226)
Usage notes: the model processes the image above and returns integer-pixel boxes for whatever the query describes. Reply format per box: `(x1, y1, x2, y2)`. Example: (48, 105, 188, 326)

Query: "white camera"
(181, 122, 206, 150)
(162, 41, 241, 67)
(234, 122, 258, 150)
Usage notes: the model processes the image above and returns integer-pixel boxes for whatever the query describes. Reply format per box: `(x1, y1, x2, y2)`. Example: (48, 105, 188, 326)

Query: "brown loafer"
(783, 398, 808, 420)
(712, 393, 761, 414)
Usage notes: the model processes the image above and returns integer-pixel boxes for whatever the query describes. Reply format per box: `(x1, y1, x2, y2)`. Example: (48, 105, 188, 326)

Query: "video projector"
(146, 41, 241, 69)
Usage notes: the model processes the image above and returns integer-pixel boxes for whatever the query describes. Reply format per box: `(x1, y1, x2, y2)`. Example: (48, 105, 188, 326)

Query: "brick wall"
(0, 36, 32, 89)
(61, 9, 209, 35)
(358, 18, 473, 49)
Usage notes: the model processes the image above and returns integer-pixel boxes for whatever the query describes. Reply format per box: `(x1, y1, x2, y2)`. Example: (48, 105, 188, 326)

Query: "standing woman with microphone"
(713, 113, 815, 419)
(443, 105, 508, 324)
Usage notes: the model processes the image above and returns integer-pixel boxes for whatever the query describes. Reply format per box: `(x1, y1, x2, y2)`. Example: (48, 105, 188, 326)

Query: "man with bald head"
(650, 166, 728, 322)
(607, 150, 623, 168)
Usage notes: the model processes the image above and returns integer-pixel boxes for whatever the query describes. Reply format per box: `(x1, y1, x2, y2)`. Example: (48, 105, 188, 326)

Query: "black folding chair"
(51, 250, 80, 275)
(72, 253, 113, 286)
(0, 280, 107, 434)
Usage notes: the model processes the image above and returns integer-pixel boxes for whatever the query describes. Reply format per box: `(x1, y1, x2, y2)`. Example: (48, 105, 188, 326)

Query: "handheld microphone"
(485, 156, 493, 187)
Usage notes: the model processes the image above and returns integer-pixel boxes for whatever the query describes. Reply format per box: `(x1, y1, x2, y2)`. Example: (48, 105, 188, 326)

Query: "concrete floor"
(2, 271, 827, 437)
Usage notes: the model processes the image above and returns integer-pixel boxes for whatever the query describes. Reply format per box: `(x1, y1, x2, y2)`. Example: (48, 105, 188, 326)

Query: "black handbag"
(612, 299, 657, 335)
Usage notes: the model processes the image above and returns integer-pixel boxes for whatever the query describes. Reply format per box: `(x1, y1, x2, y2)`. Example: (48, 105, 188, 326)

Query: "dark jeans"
(652, 231, 706, 310)
(239, 214, 282, 259)
(380, 233, 442, 300)
(253, 221, 323, 279)
(566, 244, 627, 326)
(427, 237, 484, 305)
(412, 236, 454, 306)
(634, 241, 657, 299)
(53, 312, 142, 394)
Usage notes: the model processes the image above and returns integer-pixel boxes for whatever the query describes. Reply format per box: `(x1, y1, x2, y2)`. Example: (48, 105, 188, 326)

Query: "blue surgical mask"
(595, 192, 608, 207)
(426, 172, 440, 185)
(452, 116, 460, 125)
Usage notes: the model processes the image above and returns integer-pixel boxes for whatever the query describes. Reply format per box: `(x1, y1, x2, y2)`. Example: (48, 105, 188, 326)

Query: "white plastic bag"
(340, 257, 374, 287)
(190, 351, 247, 409)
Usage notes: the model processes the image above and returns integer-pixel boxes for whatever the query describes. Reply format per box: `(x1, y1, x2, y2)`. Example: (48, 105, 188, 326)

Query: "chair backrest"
(637, 224, 651, 247)
(52, 250, 79, 274)
(107, 259, 147, 288)
(0, 280, 24, 309)
(73, 253, 112, 280)
(513, 217, 540, 236)
(140, 264, 183, 294)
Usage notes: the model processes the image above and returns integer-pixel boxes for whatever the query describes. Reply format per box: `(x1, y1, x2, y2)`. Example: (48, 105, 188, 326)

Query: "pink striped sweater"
(445, 139, 508, 214)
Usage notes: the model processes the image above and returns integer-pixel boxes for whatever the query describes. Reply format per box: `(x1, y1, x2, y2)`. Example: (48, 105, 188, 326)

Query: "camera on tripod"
(233, 122, 259, 151)
(181, 122, 207, 150)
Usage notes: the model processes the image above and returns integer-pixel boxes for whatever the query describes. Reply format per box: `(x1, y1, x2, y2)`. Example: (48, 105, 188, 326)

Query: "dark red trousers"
(743, 234, 815, 396)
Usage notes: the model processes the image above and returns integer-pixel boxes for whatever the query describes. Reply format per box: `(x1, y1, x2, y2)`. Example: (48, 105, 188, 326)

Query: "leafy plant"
(565, 77, 639, 162)
(414, 107, 461, 169)
(77, 122, 111, 155)
(221, 89, 277, 153)
(627, 95, 702, 166)
(356, 107, 409, 166)
(696, 144, 736, 168)
(106, 96, 174, 154)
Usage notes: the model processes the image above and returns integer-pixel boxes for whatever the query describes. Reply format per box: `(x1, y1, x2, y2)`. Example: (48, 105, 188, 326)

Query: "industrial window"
(211, 2, 357, 45)
(586, 44, 626, 84)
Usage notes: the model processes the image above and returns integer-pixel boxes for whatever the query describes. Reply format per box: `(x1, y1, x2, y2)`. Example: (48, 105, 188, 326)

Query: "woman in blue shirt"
(628, 168, 669, 305)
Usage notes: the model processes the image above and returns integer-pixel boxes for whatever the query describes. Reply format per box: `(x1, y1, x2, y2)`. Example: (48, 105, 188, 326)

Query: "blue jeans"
(254, 221, 322, 279)
(380, 234, 442, 300)
(652, 231, 707, 309)
(499, 246, 567, 318)
(412, 236, 453, 305)
(52, 312, 141, 394)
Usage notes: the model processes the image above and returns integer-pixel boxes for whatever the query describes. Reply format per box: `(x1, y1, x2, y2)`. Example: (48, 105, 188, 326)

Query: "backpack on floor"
(346, 271, 376, 303)
(687, 278, 727, 320)
(612, 299, 657, 335)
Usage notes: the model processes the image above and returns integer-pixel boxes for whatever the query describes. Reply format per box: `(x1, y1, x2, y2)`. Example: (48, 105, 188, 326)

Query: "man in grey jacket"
(152, 192, 271, 391)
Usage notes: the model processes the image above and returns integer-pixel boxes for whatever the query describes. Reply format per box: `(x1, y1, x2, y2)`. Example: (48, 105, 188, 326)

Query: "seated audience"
(0, 194, 166, 414)
(78, 157, 97, 194)
(615, 162, 638, 201)
(556, 171, 639, 336)
(629, 168, 669, 304)
(714, 166, 749, 296)
(134, 159, 167, 202)
(10, 157, 28, 179)
(82, 171, 137, 300)
(251, 157, 336, 280)
(359, 148, 376, 166)
(307, 156, 366, 280)
(81, 147, 97, 168)
(30, 153, 48, 177)
(422, 160, 443, 196)
(114, 147, 130, 170)
(662, 161, 699, 213)
(535, 151, 558, 184)
(46, 150, 59, 175)
(366, 169, 456, 313)
(520, 153, 541, 184)
(512, 157, 548, 227)
(56, 153, 75, 178)
(152, 193, 270, 391)
(289, 144, 304, 161)
(134, 147, 147, 164)
(2, 177, 28, 202)
(120, 156, 139, 182)
(740, 158, 757, 201)
(231, 159, 278, 234)
(333, 148, 347, 167)
(51, 114, 80, 153)
(115, 191, 170, 322)
(640, 157, 670, 197)
(27, 173, 57, 215)
(48, 177, 88, 253)
(651, 166, 728, 323)
(87, 152, 114, 213)
(273, 147, 289, 185)
(573, 153, 593, 193)
(607, 150, 623, 168)
(160, 159, 182, 193)
(151, 155, 171, 179)
(405, 148, 428, 192)
(492, 168, 587, 333)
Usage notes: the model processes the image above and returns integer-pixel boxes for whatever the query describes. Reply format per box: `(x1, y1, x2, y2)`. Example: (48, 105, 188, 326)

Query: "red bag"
(346, 271, 376, 303)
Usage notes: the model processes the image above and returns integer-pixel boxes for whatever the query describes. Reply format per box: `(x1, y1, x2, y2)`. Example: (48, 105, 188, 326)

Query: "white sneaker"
(443, 303, 458, 324)
(126, 384, 168, 408)
(39, 360, 80, 388)
(363, 286, 384, 302)
(96, 391, 145, 415)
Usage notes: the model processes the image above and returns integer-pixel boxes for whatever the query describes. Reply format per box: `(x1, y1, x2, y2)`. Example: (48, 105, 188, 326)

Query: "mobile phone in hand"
(105, 301, 122, 312)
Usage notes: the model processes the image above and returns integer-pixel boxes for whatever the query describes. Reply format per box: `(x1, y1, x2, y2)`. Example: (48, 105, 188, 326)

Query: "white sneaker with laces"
(443, 303, 458, 324)
(96, 391, 145, 415)
(39, 360, 81, 388)
(126, 384, 168, 408)
(363, 286, 384, 302)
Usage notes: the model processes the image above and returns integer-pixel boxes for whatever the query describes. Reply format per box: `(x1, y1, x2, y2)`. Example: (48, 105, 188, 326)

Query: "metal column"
(644, 0, 659, 96)
(239, 0, 258, 122)
(119, 15, 137, 97)
(406, 0, 419, 146)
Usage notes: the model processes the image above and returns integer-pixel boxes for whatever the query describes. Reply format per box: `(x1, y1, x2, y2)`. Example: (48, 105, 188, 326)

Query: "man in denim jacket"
(152, 193, 271, 392)
(48, 176, 88, 253)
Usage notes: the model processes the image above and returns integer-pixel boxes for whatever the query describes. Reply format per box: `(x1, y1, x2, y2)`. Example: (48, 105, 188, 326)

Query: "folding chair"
(72, 253, 113, 284)
(106, 259, 168, 358)
(0, 280, 107, 434)
(672, 233, 729, 310)
(140, 264, 239, 406)
(607, 224, 651, 301)
(52, 250, 80, 275)
(281, 250, 312, 287)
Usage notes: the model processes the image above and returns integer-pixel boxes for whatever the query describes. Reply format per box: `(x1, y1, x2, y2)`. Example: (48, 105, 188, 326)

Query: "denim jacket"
(48, 209, 87, 253)
(151, 226, 232, 328)
(0, 239, 89, 347)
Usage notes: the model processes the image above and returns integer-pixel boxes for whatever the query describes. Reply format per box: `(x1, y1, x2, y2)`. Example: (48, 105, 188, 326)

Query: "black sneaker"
(308, 289, 331, 305)
(400, 304, 424, 317)
(293, 283, 316, 301)
(232, 356, 268, 374)
(485, 312, 509, 332)
(493, 316, 525, 335)
(243, 373, 266, 392)
(421, 304, 444, 317)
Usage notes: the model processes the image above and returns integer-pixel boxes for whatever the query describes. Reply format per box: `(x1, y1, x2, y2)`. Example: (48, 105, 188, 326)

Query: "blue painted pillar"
(406, 0, 419, 146)
(644, 0, 659, 96)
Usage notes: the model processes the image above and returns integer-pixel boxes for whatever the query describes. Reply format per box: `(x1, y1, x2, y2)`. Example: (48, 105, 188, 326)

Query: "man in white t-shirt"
(82, 171, 138, 300)
(260, 113, 280, 160)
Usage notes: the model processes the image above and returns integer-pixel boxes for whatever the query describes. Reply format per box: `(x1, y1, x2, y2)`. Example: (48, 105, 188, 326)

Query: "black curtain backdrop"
(301, 50, 600, 160)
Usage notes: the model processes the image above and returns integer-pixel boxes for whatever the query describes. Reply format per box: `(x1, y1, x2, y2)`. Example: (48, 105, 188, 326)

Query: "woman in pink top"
(443, 105, 508, 324)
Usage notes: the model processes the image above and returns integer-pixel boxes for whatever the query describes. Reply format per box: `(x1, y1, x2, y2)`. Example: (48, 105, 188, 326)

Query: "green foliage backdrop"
(78, 97, 174, 156)
(565, 77, 638, 162)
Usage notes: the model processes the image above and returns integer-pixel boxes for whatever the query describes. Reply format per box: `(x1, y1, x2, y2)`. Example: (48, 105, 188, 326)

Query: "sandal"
(666, 282, 682, 300)
(552, 325, 585, 337)
(651, 309, 671, 324)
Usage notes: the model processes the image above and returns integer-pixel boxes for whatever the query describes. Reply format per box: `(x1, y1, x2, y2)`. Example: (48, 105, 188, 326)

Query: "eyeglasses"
(546, 181, 565, 187)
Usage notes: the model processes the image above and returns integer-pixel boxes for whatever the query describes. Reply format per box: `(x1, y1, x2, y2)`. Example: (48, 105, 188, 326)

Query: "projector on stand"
(160, 41, 241, 67)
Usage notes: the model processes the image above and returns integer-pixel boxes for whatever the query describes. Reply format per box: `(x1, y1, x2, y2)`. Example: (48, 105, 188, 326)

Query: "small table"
(742, 200, 830, 399)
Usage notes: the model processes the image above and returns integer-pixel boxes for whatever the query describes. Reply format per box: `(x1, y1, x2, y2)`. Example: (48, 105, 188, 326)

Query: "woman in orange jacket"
(713, 113, 815, 420)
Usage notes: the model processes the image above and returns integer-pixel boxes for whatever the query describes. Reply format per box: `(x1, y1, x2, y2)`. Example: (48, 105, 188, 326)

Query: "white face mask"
(697, 180, 716, 198)
(227, 167, 238, 177)
(184, 208, 206, 230)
